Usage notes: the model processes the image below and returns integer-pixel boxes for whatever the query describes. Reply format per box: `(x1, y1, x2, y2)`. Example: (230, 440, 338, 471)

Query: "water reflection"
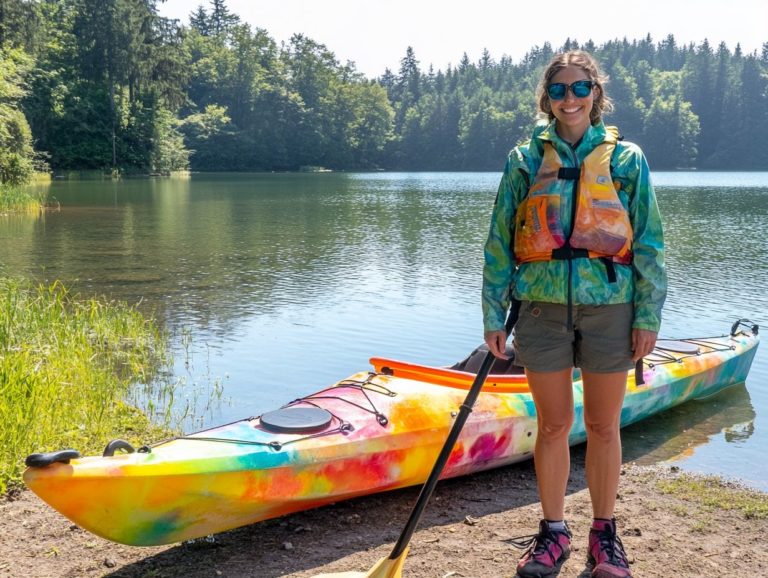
(622, 383, 755, 464)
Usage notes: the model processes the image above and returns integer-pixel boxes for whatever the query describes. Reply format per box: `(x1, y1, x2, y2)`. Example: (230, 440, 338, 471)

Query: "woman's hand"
(484, 330, 509, 360)
(632, 328, 657, 361)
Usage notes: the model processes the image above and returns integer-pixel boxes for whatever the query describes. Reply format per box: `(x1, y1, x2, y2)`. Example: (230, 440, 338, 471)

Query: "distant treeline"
(1, 0, 767, 182)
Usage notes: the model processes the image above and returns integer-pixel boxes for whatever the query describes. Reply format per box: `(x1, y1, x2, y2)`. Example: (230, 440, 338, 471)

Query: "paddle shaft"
(388, 302, 520, 560)
(387, 349, 494, 559)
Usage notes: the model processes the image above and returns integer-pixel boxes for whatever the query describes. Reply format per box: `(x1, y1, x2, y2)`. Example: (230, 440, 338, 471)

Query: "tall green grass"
(127, 324, 226, 435)
(0, 184, 44, 214)
(0, 278, 173, 493)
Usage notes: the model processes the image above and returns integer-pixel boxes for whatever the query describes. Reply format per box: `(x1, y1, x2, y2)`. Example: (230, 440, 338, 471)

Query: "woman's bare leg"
(526, 368, 574, 520)
(581, 370, 628, 518)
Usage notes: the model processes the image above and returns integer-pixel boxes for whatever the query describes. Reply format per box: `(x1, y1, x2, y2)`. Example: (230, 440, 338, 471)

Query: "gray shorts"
(512, 301, 634, 373)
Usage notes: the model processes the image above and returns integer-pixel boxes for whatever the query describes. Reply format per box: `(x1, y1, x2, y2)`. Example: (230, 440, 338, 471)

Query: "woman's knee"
(537, 413, 574, 441)
(584, 419, 620, 444)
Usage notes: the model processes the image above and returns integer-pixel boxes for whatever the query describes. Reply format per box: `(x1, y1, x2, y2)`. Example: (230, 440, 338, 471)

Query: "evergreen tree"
(209, 0, 239, 37)
(602, 63, 645, 139)
(643, 72, 699, 169)
(708, 54, 768, 168)
(0, 0, 41, 51)
(657, 34, 678, 70)
(189, 4, 210, 36)
(636, 34, 656, 67)
(393, 46, 421, 131)
(682, 40, 719, 166)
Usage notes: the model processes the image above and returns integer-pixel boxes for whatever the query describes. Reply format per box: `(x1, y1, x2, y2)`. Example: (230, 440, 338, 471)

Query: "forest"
(1, 0, 767, 184)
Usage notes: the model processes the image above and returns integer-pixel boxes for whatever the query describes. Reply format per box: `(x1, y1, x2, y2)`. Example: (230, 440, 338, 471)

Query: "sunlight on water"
(1, 171, 766, 489)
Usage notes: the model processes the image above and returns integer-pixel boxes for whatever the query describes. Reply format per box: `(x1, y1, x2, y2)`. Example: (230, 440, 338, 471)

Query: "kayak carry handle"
(730, 318, 759, 337)
(103, 439, 136, 457)
(634, 359, 645, 386)
(25, 449, 81, 468)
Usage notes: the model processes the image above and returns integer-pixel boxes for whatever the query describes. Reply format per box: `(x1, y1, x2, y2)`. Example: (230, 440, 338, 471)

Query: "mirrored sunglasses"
(546, 80, 595, 100)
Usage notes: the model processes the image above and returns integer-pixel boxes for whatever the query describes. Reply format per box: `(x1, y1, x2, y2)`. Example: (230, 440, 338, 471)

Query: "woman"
(482, 50, 666, 578)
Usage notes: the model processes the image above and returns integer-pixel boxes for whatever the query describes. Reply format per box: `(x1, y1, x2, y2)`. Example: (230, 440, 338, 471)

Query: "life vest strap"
(600, 257, 618, 283)
(557, 167, 581, 180)
(551, 246, 589, 260)
(549, 248, 619, 283)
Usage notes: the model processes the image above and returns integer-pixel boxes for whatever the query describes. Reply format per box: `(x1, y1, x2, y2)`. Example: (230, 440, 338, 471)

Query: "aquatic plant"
(0, 278, 173, 493)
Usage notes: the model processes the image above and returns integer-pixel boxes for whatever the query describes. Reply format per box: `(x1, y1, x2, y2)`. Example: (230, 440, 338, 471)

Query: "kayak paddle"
(313, 303, 519, 578)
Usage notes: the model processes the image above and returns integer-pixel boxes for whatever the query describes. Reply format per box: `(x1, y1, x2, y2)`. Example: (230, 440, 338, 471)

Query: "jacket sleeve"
(482, 152, 527, 333)
(618, 143, 667, 332)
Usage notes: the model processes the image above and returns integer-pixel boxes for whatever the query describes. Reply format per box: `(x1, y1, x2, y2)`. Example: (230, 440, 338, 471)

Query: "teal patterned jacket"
(482, 120, 667, 333)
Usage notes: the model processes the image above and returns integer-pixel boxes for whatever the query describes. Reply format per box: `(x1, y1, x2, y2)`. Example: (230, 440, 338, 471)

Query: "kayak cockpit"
(370, 351, 532, 394)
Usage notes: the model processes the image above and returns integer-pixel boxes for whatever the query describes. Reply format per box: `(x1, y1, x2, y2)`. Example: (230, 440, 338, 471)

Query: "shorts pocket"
(513, 301, 536, 332)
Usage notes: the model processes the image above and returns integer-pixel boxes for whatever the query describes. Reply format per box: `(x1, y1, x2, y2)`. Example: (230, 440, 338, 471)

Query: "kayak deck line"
(143, 373, 398, 452)
(644, 337, 734, 366)
(21, 321, 760, 547)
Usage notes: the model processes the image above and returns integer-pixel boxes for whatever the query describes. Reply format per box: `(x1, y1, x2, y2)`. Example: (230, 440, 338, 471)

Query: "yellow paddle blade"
(312, 547, 409, 578)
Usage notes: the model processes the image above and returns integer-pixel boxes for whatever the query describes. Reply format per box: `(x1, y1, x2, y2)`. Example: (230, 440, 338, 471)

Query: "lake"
(2, 171, 767, 490)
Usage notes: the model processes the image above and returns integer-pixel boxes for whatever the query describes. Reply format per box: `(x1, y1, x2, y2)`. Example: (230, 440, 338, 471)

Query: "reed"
(0, 278, 174, 493)
(0, 184, 44, 214)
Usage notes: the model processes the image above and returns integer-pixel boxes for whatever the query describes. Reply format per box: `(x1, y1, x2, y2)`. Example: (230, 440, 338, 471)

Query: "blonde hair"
(537, 50, 613, 124)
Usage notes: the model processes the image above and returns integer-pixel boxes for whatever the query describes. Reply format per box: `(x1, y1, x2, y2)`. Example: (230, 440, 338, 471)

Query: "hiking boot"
(588, 518, 632, 578)
(511, 519, 572, 577)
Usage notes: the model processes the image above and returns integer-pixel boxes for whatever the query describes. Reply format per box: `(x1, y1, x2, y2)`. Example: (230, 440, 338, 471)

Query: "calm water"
(2, 171, 767, 489)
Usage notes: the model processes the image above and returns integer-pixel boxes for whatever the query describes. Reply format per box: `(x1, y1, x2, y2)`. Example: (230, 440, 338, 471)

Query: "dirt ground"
(2, 446, 767, 578)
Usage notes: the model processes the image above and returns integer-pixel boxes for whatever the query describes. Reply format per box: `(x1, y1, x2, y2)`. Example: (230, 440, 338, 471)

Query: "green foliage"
(642, 72, 700, 169)
(0, 0, 43, 52)
(0, 278, 173, 493)
(7, 0, 768, 171)
(151, 107, 190, 173)
(0, 47, 35, 184)
(208, 0, 240, 37)
(179, 104, 237, 170)
(23, 0, 191, 172)
(0, 112, 34, 183)
(45, 81, 114, 169)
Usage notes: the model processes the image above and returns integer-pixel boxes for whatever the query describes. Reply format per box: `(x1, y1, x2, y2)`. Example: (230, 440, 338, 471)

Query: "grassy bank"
(0, 277, 173, 493)
(657, 470, 768, 519)
(0, 180, 48, 214)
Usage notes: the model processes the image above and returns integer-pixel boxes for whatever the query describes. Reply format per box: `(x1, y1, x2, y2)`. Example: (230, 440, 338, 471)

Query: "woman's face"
(548, 64, 597, 142)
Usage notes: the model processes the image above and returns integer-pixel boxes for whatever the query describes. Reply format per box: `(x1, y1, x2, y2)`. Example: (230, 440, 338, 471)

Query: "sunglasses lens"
(547, 83, 567, 100)
(572, 80, 593, 98)
(547, 81, 594, 100)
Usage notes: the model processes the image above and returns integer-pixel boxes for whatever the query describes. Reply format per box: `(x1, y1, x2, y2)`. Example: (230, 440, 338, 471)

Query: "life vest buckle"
(557, 167, 581, 180)
(551, 246, 589, 260)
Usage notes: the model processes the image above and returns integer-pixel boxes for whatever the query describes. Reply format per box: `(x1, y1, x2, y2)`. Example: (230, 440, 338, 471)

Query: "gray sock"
(546, 520, 567, 532)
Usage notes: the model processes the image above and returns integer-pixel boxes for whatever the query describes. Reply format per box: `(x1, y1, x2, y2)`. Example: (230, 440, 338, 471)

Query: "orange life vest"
(514, 127, 633, 265)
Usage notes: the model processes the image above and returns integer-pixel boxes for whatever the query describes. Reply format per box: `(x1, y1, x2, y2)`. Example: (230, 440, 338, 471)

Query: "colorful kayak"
(23, 320, 759, 546)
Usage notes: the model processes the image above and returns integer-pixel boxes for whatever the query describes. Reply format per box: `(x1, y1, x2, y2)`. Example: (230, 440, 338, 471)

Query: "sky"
(157, 0, 768, 78)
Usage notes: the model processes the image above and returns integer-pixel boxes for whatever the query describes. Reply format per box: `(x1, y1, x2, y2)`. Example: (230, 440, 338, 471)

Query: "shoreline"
(3, 451, 766, 578)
